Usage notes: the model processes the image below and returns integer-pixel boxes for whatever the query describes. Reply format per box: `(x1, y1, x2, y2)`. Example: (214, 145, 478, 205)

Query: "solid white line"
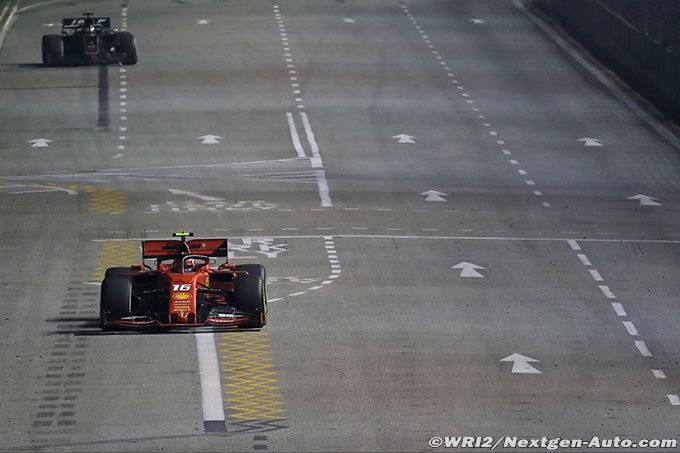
(314, 170, 332, 207)
(298, 112, 332, 207)
(652, 369, 667, 379)
(567, 239, 581, 251)
(286, 113, 306, 158)
(611, 303, 627, 317)
(93, 235, 680, 244)
(622, 321, 639, 336)
(598, 285, 616, 299)
(300, 112, 322, 168)
(667, 395, 680, 406)
(195, 333, 225, 430)
(577, 254, 591, 266)
(634, 340, 653, 357)
(589, 269, 604, 282)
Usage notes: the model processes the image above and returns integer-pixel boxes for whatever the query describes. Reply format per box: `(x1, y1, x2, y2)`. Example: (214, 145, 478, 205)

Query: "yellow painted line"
(83, 185, 128, 215)
(92, 240, 139, 281)
(218, 332, 286, 421)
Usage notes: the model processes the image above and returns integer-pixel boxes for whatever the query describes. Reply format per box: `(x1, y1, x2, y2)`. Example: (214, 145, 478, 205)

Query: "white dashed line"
(598, 285, 616, 299)
(667, 395, 680, 406)
(611, 302, 627, 316)
(622, 321, 639, 336)
(576, 253, 591, 266)
(634, 340, 653, 357)
(588, 269, 604, 282)
(567, 240, 581, 251)
(652, 370, 667, 379)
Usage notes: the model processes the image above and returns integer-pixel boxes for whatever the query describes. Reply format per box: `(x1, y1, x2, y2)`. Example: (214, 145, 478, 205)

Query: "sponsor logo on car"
(173, 292, 191, 301)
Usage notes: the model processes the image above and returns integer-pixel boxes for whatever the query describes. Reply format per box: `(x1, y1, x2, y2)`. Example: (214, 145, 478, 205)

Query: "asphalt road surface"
(1, 0, 680, 451)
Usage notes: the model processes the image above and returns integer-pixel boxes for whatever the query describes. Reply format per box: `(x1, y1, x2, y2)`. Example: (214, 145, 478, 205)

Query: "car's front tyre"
(100, 277, 132, 330)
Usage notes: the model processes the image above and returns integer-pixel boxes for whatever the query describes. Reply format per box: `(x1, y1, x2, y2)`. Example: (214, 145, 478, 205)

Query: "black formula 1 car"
(42, 13, 137, 66)
(100, 232, 267, 330)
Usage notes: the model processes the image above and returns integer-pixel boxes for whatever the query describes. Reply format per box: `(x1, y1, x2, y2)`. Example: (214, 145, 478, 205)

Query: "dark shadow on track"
(43, 317, 265, 336)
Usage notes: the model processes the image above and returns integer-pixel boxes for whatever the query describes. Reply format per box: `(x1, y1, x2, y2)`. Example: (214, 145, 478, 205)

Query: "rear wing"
(62, 17, 111, 31)
(142, 238, 229, 259)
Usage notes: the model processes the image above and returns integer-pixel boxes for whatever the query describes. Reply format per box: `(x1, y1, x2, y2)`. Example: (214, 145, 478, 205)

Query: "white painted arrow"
(343, 18, 355, 23)
(470, 19, 486, 24)
(451, 261, 485, 278)
(420, 189, 447, 202)
(168, 188, 223, 202)
(197, 134, 222, 145)
(578, 137, 603, 147)
(197, 19, 209, 25)
(28, 138, 52, 148)
(500, 354, 542, 374)
(392, 133, 416, 144)
(627, 194, 662, 206)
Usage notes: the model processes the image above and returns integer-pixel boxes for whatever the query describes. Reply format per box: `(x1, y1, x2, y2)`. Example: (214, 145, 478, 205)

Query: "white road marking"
(95, 235, 680, 245)
(392, 133, 416, 144)
(518, 169, 527, 175)
(195, 333, 225, 431)
(588, 269, 603, 281)
(622, 321, 639, 336)
(502, 149, 511, 155)
(168, 188, 222, 202)
(509, 160, 518, 165)
(525, 180, 535, 185)
(634, 340, 653, 357)
(269, 298, 283, 302)
(499, 354, 541, 374)
(598, 285, 616, 299)
(113, 154, 124, 159)
(577, 254, 591, 266)
(667, 395, 680, 406)
(451, 261, 485, 278)
(197, 135, 222, 145)
(611, 303, 627, 316)
(28, 138, 52, 148)
(652, 369, 667, 379)
(533, 190, 542, 196)
(421, 189, 447, 202)
(285, 113, 306, 159)
(627, 194, 662, 206)
(567, 239, 581, 251)
(578, 137, 603, 147)
(289, 292, 305, 296)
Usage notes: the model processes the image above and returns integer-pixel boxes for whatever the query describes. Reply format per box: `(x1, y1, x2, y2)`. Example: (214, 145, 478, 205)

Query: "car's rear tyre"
(42, 35, 64, 66)
(116, 32, 137, 65)
(233, 264, 267, 328)
(100, 277, 132, 330)
(104, 267, 131, 279)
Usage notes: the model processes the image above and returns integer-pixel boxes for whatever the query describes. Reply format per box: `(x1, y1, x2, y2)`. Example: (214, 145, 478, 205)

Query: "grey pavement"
(0, 0, 679, 451)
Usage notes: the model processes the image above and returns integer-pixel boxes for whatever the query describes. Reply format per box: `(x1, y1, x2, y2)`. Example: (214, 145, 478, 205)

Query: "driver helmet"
(184, 258, 196, 272)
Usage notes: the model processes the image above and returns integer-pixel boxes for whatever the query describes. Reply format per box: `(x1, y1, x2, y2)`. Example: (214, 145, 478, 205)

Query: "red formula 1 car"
(100, 232, 267, 330)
